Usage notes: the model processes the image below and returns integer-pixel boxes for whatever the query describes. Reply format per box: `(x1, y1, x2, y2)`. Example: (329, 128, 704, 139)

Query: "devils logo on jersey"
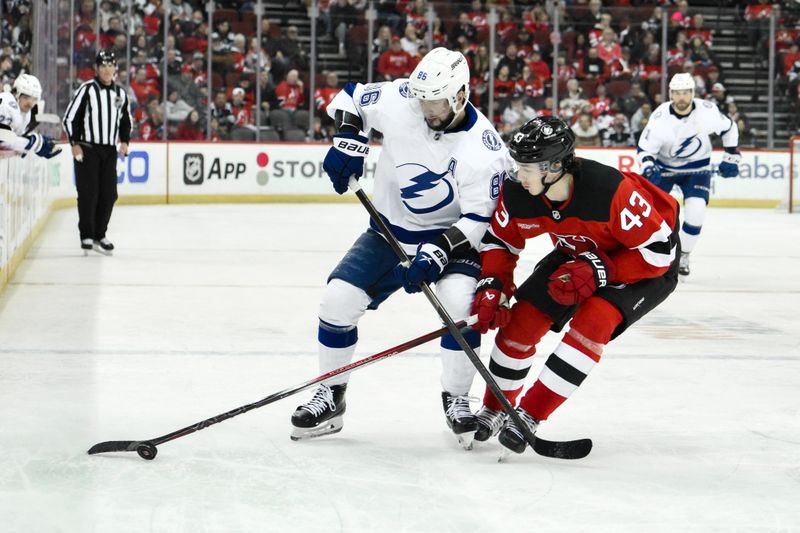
(552, 233, 598, 255)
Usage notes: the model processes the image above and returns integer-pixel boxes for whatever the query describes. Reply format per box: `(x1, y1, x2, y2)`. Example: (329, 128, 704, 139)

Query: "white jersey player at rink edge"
(636, 72, 741, 277)
(290, 47, 513, 448)
(0, 74, 61, 159)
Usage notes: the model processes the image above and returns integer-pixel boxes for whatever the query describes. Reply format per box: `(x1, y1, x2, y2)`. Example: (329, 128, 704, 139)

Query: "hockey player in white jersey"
(636, 72, 740, 276)
(290, 48, 513, 447)
(0, 74, 61, 159)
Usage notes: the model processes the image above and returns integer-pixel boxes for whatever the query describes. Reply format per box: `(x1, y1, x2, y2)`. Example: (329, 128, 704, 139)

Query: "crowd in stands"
(2, 1, 799, 144)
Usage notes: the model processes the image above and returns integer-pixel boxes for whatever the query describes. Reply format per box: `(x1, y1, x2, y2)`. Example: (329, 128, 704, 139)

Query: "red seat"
(225, 72, 242, 87)
(607, 79, 631, 98)
(214, 9, 238, 25)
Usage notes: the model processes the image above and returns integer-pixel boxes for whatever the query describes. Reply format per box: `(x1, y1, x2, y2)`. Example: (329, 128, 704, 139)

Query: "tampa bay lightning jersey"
(636, 99, 738, 173)
(327, 78, 514, 254)
(0, 91, 33, 152)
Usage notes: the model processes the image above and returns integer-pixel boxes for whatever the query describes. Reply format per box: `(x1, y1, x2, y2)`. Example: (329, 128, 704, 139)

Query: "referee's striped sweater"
(63, 77, 131, 146)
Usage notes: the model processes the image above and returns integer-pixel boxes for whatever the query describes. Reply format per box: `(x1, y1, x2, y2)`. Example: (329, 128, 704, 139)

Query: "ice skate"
(93, 238, 114, 256)
(442, 392, 477, 450)
(678, 251, 690, 277)
(81, 238, 93, 256)
(497, 407, 539, 460)
(474, 406, 507, 442)
(290, 383, 346, 441)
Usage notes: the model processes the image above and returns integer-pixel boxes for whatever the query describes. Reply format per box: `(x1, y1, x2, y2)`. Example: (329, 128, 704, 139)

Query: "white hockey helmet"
(669, 72, 694, 95)
(409, 48, 470, 115)
(13, 74, 42, 101)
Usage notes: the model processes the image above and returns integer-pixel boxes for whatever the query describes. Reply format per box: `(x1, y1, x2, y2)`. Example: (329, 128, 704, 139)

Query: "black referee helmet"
(96, 49, 117, 66)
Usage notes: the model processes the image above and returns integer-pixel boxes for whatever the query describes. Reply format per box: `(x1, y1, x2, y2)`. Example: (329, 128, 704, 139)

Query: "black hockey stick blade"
(533, 436, 593, 460)
(87, 440, 138, 454)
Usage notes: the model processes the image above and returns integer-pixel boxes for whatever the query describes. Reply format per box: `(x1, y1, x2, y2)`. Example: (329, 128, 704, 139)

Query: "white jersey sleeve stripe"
(635, 221, 676, 268)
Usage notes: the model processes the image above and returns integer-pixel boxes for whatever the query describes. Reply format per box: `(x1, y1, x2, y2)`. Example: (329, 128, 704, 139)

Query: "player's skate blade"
(497, 448, 513, 463)
(290, 415, 344, 441)
(81, 239, 93, 256)
(453, 430, 475, 451)
(93, 239, 114, 256)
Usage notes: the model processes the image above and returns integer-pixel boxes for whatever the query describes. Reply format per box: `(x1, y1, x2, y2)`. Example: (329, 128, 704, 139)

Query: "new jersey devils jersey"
(481, 158, 679, 285)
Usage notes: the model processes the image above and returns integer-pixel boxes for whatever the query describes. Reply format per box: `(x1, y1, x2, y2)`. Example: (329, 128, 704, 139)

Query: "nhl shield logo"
(183, 153, 204, 185)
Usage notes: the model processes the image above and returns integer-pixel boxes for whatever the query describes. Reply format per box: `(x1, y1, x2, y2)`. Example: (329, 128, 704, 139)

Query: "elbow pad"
(334, 110, 364, 135)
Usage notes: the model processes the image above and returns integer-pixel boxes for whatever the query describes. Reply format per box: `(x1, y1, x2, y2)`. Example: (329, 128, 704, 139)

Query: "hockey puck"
(136, 443, 158, 460)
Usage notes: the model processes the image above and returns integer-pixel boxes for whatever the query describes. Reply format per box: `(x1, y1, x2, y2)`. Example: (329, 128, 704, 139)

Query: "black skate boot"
(442, 392, 477, 450)
(81, 238, 93, 256)
(474, 406, 507, 442)
(93, 238, 114, 256)
(497, 407, 539, 459)
(678, 251, 690, 277)
(290, 383, 347, 441)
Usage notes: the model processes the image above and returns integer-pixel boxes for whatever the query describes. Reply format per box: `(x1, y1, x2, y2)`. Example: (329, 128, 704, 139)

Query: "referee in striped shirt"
(63, 49, 131, 255)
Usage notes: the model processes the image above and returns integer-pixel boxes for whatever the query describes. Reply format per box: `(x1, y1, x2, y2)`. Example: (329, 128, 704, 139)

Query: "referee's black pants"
(74, 144, 118, 241)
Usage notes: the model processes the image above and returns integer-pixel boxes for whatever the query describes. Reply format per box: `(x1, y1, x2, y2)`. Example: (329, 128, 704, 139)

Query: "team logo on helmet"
(541, 125, 554, 136)
(482, 130, 502, 151)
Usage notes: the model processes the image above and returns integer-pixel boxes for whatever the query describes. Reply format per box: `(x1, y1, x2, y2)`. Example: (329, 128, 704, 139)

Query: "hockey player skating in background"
(0, 74, 61, 159)
(290, 48, 513, 446)
(636, 72, 740, 277)
(470, 117, 680, 455)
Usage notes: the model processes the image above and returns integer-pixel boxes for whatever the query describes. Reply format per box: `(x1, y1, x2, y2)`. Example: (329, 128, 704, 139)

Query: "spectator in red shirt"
(527, 49, 551, 81)
(515, 65, 545, 104)
(597, 28, 622, 63)
(494, 64, 516, 101)
(231, 87, 254, 127)
(175, 110, 205, 140)
(687, 14, 713, 48)
(378, 37, 415, 80)
(744, 0, 774, 55)
(130, 66, 160, 104)
(589, 83, 611, 118)
(314, 71, 340, 125)
(276, 69, 306, 111)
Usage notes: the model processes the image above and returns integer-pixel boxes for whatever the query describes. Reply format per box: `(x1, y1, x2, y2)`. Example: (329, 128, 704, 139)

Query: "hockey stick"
(659, 169, 719, 178)
(87, 319, 473, 460)
(349, 177, 591, 460)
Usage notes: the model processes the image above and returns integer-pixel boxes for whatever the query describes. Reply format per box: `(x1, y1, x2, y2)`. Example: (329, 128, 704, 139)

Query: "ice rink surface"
(0, 203, 798, 533)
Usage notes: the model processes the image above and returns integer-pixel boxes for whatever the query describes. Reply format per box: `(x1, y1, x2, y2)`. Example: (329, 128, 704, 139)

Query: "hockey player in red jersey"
(471, 117, 681, 455)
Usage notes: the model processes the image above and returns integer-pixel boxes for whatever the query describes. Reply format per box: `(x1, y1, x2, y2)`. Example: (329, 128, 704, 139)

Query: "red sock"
(520, 298, 622, 421)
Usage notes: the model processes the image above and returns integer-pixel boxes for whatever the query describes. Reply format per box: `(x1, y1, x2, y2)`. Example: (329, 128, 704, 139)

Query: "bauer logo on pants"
(184, 154, 204, 185)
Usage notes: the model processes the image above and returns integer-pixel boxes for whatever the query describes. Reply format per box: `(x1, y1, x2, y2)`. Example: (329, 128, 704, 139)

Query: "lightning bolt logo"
(672, 135, 702, 159)
(398, 163, 455, 214)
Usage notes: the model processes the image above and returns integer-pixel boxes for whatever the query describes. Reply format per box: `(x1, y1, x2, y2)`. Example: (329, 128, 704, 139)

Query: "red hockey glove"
(471, 276, 512, 334)
(547, 251, 614, 306)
